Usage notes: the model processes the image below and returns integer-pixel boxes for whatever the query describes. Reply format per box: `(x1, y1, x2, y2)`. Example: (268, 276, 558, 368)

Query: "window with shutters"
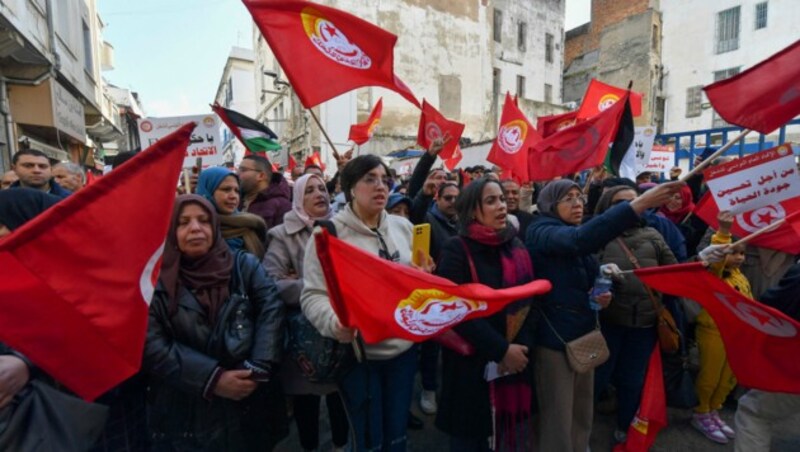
(715, 6, 740, 54)
(517, 75, 526, 99)
(545, 33, 554, 63)
(685, 86, 703, 118)
(493, 9, 502, 43)
(755, 2, 768, 29)
(518, 22, 527, 51)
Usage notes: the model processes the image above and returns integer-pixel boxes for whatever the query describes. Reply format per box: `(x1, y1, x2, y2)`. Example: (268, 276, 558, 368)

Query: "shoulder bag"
(542, 311, 609, 374)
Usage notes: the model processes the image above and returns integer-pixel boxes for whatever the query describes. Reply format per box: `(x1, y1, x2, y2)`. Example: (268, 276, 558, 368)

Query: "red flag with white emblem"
(614, 345, 667, 452)
(636, 262, 800, 393)
(537, 110, 579, 138)
(244, 0, 418, 108)
(694, 192, 800, 255)
(417, 99, 465, 160)
(443, 145, 463, 171)
(0, 124, 193, 400)
(314, 229, 552, 343)
(349, 98, 383, 145)
(487, 92, 541, 182)
(704, 39, 800, 134)
(577, 79, 643, 119)
(528, 93, 629, 181)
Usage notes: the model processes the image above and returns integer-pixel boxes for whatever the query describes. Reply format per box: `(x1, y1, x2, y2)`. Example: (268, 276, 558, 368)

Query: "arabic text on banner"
(137, 115, 223, 168)
(644, 144, 673, 173)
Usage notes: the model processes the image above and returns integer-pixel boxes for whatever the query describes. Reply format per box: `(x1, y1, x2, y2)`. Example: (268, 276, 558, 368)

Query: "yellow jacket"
(697, 231, 754, 329)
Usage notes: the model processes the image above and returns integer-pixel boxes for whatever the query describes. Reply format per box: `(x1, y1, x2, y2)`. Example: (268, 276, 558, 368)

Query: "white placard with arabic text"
(643, 144, 674, 173)
(705, 144, 800, 215)
(138, 114, 222, 168)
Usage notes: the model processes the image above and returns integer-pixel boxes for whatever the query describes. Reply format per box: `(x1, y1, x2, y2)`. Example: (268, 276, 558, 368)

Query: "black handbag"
(286, 310, 356, 384)
(0, 380, 108, 452)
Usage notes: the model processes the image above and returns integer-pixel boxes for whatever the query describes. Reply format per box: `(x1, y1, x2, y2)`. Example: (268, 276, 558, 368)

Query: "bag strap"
(615, 238, 663, 312)
(458, 237, 479, 283)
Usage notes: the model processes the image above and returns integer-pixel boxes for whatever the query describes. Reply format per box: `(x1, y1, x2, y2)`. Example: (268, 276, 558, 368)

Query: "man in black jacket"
(502, 179, 534, 240)
(734, 261, 800, 452)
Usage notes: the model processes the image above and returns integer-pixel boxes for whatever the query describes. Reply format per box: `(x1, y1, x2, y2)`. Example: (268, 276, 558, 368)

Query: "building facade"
(661, 0, 799, 138)
(214, 46, 256, 166)
(563, 0, 664, 129)
(0, 0, 123, 173)
(252, 0, 566, 170)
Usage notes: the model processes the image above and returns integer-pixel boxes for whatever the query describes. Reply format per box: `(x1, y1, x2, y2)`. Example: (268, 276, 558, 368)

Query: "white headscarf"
(292, 173, 332, 228)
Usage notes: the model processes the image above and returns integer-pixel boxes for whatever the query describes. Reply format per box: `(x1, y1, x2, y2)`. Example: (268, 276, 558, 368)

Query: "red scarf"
(658, 185, 695, 224)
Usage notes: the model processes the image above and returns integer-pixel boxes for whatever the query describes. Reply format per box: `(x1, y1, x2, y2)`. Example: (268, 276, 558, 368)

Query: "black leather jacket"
(143, 251, 285, 450)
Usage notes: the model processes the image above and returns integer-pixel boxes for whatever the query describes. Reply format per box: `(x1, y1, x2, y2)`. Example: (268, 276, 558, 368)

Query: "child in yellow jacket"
(692, 210, 752, 445)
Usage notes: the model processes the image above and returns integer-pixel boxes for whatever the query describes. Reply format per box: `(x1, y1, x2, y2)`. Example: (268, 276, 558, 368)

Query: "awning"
(20, 136, 69, 162)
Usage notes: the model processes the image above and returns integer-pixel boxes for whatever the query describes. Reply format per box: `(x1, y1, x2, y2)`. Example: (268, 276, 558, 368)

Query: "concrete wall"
(215, 48, 256, 166)
(661, 0, 800, 136)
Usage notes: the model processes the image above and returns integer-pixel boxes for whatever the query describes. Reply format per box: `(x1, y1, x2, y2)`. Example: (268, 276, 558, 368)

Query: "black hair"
(12, 148, 49, 165)
(455, 177, 503, 234)
(111, 151, 137, 169)
(602, 177, 637, 189)
(340, 155, 390, 203)
(243, 154, 272, 175)
(436, 181, 460, 198)
(303, 164, 323, 174)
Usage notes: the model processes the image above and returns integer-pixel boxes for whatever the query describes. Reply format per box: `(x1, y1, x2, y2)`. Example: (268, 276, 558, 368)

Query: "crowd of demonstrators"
(3, 139, 800, 452)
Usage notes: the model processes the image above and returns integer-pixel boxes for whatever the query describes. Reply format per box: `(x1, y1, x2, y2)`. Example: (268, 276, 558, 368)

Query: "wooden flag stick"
(307, 107, 341, 160)
(680, 129, 751, 181)
(731, 217, 788, 247)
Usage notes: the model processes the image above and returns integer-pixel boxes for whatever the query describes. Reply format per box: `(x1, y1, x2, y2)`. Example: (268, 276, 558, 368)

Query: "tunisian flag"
(694, 192, 800, 255)
(577, 79, 643, 119)
(348, 98, 382, 145)
(417, 99, 465, 160)
(614, 345, 667, 452)
(528, 94, 629, 181)
(537, 110, 579, 138)
(244, 0, 419, 108)
(704, 39, 800, 134)
(636, 262, 800, 394)
(0, 124, 192, 400)
(443, 145, 463, 171)
(314, 229, 552, 343)
(487, 92, 541, 182)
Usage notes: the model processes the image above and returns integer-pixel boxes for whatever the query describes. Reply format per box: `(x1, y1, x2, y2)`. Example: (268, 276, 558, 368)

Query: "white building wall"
(662, 0, 800, 135)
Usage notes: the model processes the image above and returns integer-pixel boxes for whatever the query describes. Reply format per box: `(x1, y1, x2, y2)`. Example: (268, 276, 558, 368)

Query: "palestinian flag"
(212, 103, 281, 154)
(604, 95, 635, 178)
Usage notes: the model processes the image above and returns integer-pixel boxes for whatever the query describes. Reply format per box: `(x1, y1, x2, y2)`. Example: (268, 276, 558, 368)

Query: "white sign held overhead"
(138, 115, 223, 168)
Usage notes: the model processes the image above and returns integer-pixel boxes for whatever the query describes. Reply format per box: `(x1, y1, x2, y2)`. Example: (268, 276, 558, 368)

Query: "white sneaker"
(710, 410, 736, 439)
(420, 390, 437, 415)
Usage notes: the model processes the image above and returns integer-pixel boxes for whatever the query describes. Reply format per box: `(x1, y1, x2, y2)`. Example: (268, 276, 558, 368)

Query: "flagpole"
(680, 129, 751, 181)
(307, 107, 341, 160)
(731, 216, 790, 247)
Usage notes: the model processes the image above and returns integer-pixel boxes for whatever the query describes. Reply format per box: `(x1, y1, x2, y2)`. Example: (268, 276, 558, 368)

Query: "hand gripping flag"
(212, 103, 280, 154)
(244, 0, 419, 108)
(487, 92, 541, 182)
(348, 98, 383, 145)
(577, 79, 643, 119)
(528, 93, 629, 181)
(536, 110, 579, 138)
(694, 192, 800, 255)
(613, 344, 667, 452)
(417, 99, 465, 160)
(704, 39, 800, 134)
(314, 229, 552, 343)
(635, 262, 800, 394)
(0, 124, 193, 400)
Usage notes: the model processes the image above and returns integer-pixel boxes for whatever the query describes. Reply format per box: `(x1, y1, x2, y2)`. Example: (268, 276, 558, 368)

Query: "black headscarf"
(159, 195, 234, 324)
(0, 188, 60, 231)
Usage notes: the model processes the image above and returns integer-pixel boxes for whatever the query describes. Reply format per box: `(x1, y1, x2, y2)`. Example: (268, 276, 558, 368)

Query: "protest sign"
(644, 144, 674, 173)
(138, 114, 222, 168)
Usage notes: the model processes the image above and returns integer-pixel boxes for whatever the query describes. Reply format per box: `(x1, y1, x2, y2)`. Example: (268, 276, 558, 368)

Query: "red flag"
(694, 192, 800, 254)
(636, 262, 800, 393)
(537, 110, 579, 138)
(443, 145, 463, 171)
(244, 0, 419, 108)
(788, 210, 800, 239)
(614, 345, 667, 452)
(704, 39, 800, 134)
(314, 229, 552, 343)
(0, 124, 193, 400)
(305, 151, 326, 171)
(487, 93, 541, 182)
(288, 153, 298, 170)
(417, 99, 465, 160)
(85, 170, 100, 186)
(348, 98, 383, 145)
(528, 94, 629, 181)
(577, 79, 642, 119)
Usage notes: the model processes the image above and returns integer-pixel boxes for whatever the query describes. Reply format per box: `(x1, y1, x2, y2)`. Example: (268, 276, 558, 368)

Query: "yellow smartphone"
(412, 224, 431, 266)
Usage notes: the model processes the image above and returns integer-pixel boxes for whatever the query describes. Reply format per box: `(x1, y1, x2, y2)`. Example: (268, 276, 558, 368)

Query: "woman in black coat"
(143, 195, 285, 451)
(435, 178, 536, 451)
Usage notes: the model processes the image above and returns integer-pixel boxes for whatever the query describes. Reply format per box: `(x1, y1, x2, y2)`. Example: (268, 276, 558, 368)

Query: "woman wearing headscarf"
(197, 167, 267, 260)
(434, 177, 536, 451)
(593, 186, 678, 444)
(302, 155, 429, 452)
(143, 195, 285, 451)
(658, 184, 707, 255)
(525, 179, 682, 452)
(264, 174, 349, 452)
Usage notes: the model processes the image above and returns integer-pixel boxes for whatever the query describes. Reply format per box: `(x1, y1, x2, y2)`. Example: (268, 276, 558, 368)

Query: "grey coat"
(265, 210, 337, 395)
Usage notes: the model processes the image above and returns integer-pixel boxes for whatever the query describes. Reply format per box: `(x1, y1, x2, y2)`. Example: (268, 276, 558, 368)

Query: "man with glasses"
(238, 154, 291, 229)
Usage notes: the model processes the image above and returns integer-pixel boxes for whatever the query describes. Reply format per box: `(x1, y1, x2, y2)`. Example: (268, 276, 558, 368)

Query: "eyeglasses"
(558, 195, 587, 206)
(360, 175, 391, 187)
